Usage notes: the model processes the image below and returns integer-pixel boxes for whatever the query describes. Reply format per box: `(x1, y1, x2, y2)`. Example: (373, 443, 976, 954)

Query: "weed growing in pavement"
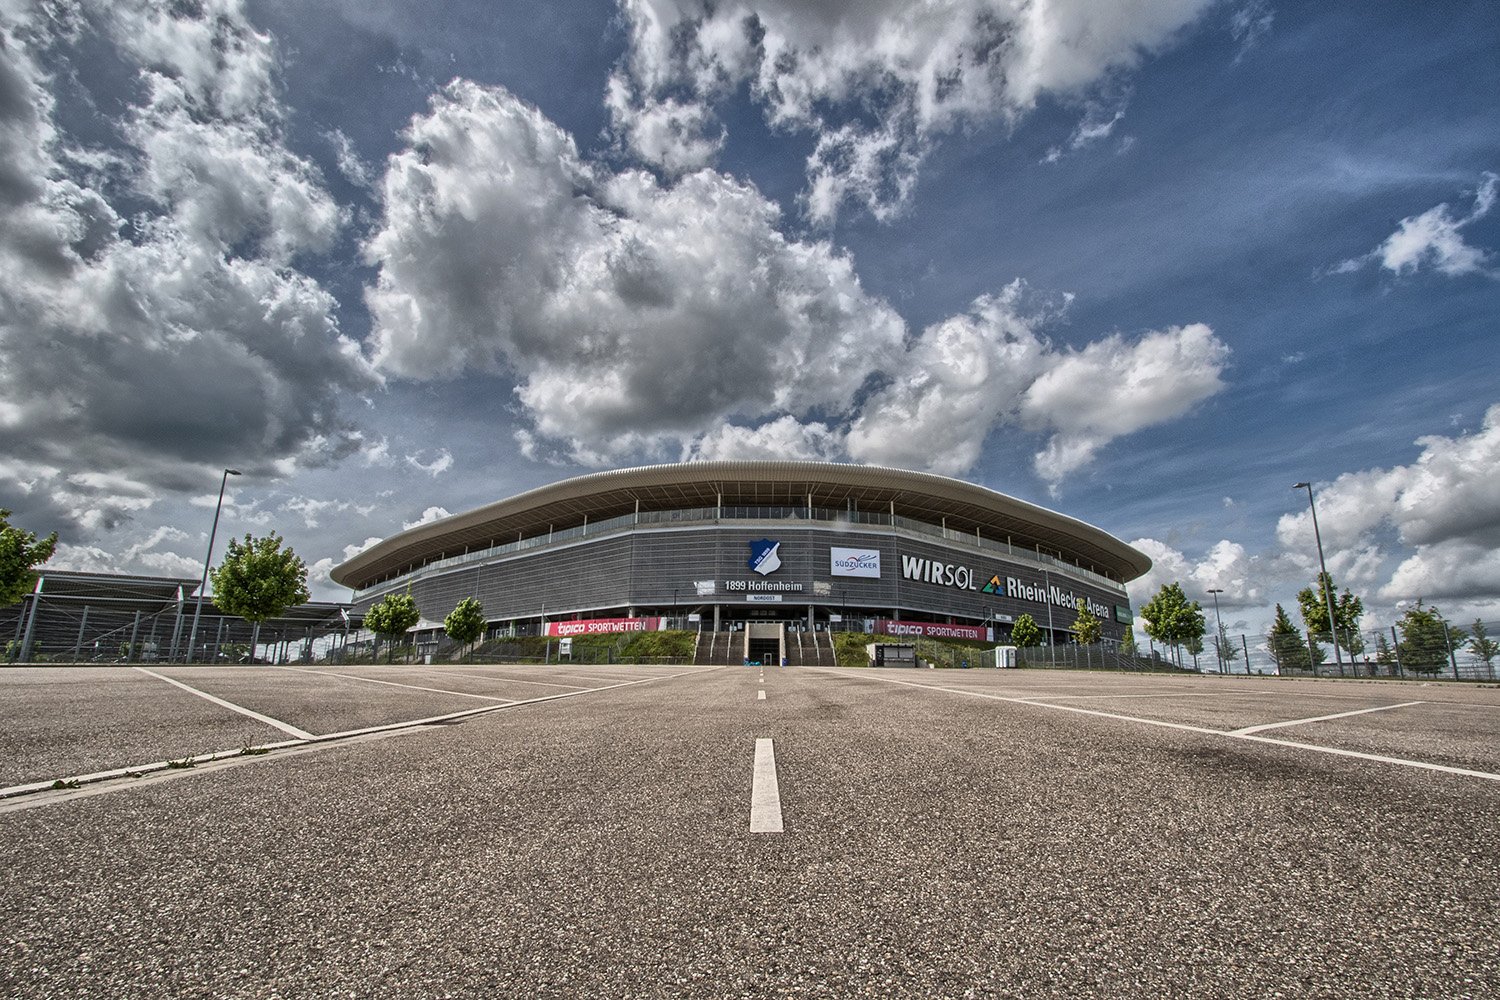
(51, 779, 80, 790)
(239, 745, 270, 756)
(166, 757, 196, 769)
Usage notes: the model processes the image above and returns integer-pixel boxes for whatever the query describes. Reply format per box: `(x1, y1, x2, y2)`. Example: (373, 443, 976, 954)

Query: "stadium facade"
(331, 462, 1151, 661)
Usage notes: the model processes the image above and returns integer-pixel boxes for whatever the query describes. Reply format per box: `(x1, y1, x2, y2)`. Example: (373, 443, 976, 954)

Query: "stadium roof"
(332, 461, 1152, 590)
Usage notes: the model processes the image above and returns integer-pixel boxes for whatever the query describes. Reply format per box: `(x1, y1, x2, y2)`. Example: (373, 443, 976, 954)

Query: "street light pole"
(1293, 481, 1344, 676)
(186, 468, 240, 663)
(1207, 588, 1225, 674)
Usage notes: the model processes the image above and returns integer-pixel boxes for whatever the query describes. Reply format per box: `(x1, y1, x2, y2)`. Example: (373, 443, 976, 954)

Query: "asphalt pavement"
(1, 664, 1496, 998)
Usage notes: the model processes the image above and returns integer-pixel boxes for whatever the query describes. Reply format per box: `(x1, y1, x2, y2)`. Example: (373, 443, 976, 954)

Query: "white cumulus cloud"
(610, 0, 1217, 221)
(1337, 172, 1498, 278)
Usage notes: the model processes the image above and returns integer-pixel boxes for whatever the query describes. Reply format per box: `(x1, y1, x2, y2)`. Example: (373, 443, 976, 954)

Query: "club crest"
(747, 539, 782, 576)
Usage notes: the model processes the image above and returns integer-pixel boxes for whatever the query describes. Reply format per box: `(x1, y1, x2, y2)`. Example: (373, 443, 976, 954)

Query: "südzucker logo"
(830, 547, 880, 578)
(748, 539, 782, 576)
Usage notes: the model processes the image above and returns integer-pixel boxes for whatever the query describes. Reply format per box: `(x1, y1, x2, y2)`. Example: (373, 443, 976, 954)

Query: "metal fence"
(3, 592, 346, 665)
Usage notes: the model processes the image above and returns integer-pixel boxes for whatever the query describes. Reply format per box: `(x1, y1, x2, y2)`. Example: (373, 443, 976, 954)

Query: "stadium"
(331, 462, 1151, 665)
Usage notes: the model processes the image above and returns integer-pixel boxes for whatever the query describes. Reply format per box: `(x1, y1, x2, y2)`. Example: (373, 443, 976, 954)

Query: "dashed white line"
(757, 690, 766, 701)
(134, 668, 313, 740)
(750, 738, 783, 833)
(1231, 701, 1427, 736)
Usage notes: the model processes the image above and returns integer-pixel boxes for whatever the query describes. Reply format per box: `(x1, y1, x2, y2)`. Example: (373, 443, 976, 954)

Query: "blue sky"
(2, 0, 1498, 643)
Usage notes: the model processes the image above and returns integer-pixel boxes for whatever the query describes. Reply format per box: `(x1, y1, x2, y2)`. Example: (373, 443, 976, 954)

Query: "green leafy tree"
(0, 508, 57, 607)
(444, 597, 486, 661)
(1140, 583, 1206, 668)
(1394, 601, 1464, 675)
(1072, 604, 1102, 646)
(1120, 629, 1138, 657)
(1467, 620, 1498, 677)
(1297, 572, 1365, 657)
(1010, 614, 1042, 648)
(1266, 603, 1310, 674)
(210, 533, 310, 660)
(365, 591, 421, 663)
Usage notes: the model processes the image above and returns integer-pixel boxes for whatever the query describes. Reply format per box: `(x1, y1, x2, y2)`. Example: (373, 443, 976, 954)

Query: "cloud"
(405, 449, 454, 478)
(847, 288, 1229, 485)
(402, 506, 452, 531)
(366, 81, 905, 462)
(364, 84, 1223, 485)
(609, 0, 1217, 221)
(1275, 404, 1500, 602)
(1022, 323, 1229, 486)
(1229, 1, 1274, 61)
(309, 535, 385, 585)
(0, 0, 378, 538)
(1336, 172, 1498, 278)
(1127, 537, 1262, 610)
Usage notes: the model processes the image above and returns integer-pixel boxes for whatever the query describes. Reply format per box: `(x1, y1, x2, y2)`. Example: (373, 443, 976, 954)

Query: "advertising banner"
(874, 619, 993, 642)
(544, 617, 663, 637)
(831, 547, 881, 578)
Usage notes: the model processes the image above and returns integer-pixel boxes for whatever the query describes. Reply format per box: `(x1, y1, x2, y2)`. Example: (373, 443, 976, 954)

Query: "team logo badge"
(982, 574, 1003, 594)
(747, 539, 782, 576)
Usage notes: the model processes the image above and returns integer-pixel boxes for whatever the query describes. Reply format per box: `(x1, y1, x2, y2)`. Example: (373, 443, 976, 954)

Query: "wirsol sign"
(899, 555, 1111, 618)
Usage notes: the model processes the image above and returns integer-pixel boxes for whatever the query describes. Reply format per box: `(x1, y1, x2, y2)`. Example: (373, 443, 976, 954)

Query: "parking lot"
(2, 663, 1497, 997)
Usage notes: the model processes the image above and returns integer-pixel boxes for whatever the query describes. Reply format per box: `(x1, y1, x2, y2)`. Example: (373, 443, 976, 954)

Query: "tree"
(210, 533, 310, 660)
(1120, 629, 1138, 657)
(365, 591, 420, 663)
(1394, 601, 1464, 676)
(1297, 572, 1365, 657)
(1140, 583, 1205, 668)
(1184, 630, 1204, 670)
(444, 597, 486, 661)
(1213, 622, 1239, 673)
(1265, 603, 1309, 674)
(0, 508, 57, 607)
(1010, 614, 1041, 648)
(1467, 620, 1498, 678)
(1374, 631, 1397, 675)
(1072, 604, 1102, 646)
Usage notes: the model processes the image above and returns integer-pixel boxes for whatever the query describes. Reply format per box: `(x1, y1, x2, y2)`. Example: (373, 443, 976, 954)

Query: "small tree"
(1010, 614, 1042, 649)
(365, 591, 420, 663)
(0, 508, 57, 607)
(1072, 604, 1102, 646)
(1467, 620, 1498, 678)
(210, 533, 310, 661)
(1266, 603, 1309, 674)
(1374, 632, 1397, 675)
(1394, 601, 1464, 676)
(1297, 572, 1365, 658)
(1121, 629, 1138, 658)
(1184, 630, 1204, 670)
(1140, 583, 1205, 668)
(1213, 622, 1239, 673)
(444, 597, 486, 661)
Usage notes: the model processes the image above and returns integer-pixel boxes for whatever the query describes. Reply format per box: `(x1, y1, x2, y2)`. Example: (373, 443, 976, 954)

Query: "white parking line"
(5, 665, 723, 808)
(276, 666, 518, 703)
(816, 668, 1500, 784)
(1231, 701, 1426, 736)
(758, 690, 766, 700)
(134, 668, 313, 740)
(422, 669, 589, 691)
(750, 738, 783, 833)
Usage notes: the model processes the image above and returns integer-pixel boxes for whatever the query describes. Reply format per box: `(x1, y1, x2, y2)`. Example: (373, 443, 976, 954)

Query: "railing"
(354, 505, 1125, 601)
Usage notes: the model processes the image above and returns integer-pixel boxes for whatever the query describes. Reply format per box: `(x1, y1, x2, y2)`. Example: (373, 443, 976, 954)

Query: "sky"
(2, 0, 1499, 646)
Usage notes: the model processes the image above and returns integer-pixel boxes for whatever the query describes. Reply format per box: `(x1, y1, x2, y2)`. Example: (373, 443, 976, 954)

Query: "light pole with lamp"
(186, 468, 240, 663)
(1292, 481, 1344, 676)
(1207, 588, 1225, 674)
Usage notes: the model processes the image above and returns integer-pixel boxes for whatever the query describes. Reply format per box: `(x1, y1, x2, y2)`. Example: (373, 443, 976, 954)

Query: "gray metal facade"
(353, 521, 1132, 641)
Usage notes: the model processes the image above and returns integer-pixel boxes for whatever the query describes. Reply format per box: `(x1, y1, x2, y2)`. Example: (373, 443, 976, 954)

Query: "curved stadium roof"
(331, 461, 1152, 590)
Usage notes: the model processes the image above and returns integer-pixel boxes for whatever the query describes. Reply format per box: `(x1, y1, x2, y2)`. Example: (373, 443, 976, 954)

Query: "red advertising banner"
(874, 619, 992, 642)
(544, 617, 662, 637)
